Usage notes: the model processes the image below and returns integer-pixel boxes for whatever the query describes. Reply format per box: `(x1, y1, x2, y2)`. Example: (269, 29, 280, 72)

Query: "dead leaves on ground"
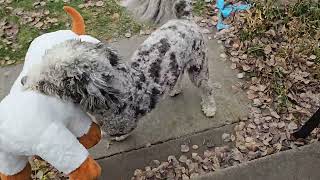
(0, 0, 142, 66)
(30, 158, 67, 180)
(132, 0, 320, 179)
(0, 0, 62, 65)
(217, 0, 320, 173)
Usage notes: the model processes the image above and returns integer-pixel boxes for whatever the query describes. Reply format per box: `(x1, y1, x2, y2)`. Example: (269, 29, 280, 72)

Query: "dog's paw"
(201, 97, 216, 117)
(111, 134, 131, 142)
(201, 104, 216, 117)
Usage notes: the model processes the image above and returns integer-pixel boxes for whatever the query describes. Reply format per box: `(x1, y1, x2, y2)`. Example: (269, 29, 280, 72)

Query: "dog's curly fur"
(23, 0, 217, 137)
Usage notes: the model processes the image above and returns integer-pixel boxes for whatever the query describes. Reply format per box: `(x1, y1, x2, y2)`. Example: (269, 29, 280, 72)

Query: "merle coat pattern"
(23, 0, 216, 138)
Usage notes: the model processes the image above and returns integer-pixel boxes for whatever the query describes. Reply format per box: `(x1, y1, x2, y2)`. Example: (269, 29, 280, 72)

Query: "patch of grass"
(44, 0, 143, 39)
(11, 0, 34, 10)
(238, 0, 320, 113)
(239, 28, 266, 41)
(46, 0, 82, 13)
(16, 25, 39, 56)
(0, 0, 144, 66)
(239, 29, 253, 41)
(0, 25, 39, 65)
(83, 0, 142, 39)
(193, 0, 206, 16)
(243, 0, 315, 41)
(0, 42, 15, 61)
(247, 45, 265, 57)
(314, 64, 320, 80)
(313, 47, 320, 64)
(0, 8, 6, 18)
(272, 67, 290, 111)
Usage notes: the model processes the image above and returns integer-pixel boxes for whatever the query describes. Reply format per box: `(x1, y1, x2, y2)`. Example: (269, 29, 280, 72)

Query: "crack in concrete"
(95, 121, 238, 160)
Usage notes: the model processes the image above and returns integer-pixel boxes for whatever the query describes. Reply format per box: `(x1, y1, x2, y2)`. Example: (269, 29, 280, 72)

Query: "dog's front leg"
(187, 53, 217, 117)
(169, 73, 184, 97)
(199, 81, 217, 117)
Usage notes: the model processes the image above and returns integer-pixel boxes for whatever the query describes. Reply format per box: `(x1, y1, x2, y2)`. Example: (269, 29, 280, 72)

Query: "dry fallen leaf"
(181, 145, 190, 153)
(96, 1, 104, 7)
(287, 122, 298, 131)
(264, 45, 272, 54)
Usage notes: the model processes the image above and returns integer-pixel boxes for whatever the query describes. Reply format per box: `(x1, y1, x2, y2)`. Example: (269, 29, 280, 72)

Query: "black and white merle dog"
(22, 0, 216, 140)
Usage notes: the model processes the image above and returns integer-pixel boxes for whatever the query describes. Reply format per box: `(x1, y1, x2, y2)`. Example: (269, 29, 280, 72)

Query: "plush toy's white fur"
(0, 30, 100, 175)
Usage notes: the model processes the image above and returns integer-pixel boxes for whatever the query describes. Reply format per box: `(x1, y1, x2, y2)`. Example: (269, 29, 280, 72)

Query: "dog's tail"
(63, 6, 85, 35)
(173, 0, 193, 19)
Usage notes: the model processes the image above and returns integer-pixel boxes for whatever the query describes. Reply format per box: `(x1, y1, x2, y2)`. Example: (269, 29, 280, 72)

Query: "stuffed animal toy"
(0, 6, 102, 180)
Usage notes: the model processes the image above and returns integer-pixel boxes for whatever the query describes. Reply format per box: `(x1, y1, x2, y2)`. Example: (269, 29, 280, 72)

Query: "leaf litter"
(0, 0, 145, 66)
(131, 0, 320, 179)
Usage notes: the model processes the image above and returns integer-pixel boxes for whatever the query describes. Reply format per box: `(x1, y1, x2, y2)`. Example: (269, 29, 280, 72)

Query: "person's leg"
(0, 152, 31, 180)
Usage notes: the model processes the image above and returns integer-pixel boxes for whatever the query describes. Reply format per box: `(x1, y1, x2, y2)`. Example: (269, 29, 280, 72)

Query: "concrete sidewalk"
(197, 142, 320, 180)
(0, 64, 22, 100)
(98, 124, 235, 180)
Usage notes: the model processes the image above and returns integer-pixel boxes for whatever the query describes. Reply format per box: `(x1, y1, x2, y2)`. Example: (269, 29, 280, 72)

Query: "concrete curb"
(97, 124, 235, 180)
(197, 142, 320, 180)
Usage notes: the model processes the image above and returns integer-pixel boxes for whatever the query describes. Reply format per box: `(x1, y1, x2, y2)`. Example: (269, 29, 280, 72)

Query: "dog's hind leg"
(187, 51, 216, 117)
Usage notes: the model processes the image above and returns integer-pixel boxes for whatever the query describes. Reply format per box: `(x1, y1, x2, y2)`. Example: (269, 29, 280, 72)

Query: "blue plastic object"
(216, 0, 251, 30)
(217, 12, 230, 30)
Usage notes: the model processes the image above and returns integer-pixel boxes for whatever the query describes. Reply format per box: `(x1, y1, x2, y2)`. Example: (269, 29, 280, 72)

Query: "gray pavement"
(197, 142, 320, 180)
(98, 124, 235, 180)
(0, 64, 22, 100)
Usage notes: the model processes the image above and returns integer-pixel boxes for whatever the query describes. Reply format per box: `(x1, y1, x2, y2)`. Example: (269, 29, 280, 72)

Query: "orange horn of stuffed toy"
(63, 6, 85, 35)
